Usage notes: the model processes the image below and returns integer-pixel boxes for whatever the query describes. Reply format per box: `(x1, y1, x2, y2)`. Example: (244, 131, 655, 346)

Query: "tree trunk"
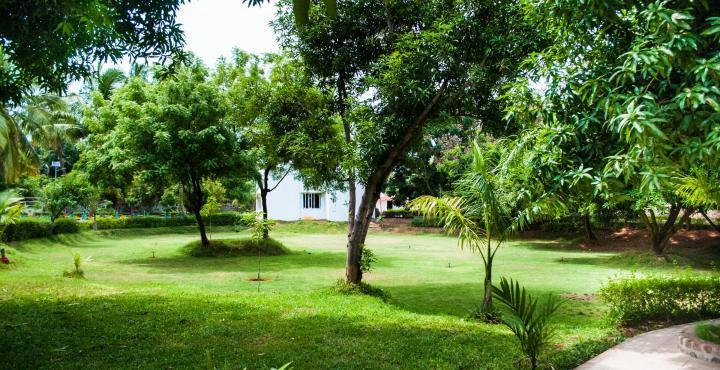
(260, 189, 269, 239)
(583, 213, 597, 241)
(92, 212, 97, 231)
(700, 209, 720, 232)
(193, 207, 210, 247)
(188, 176, 209, 247)
(482, 259, 493, 313)
(642, 204, 683, 256)
(178, 183, 186, 216)
(345, 80, 450, 284)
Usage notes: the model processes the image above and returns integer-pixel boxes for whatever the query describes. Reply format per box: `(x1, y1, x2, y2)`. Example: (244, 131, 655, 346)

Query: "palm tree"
(16, 94, 85, 175)
(0, 189, 23, 236)
(0, 104, 37, 182)
(410, 141, 562, 313)
(95, 68, 127, 100)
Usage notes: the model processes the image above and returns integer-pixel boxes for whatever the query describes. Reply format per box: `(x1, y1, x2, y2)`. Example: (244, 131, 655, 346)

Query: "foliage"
(410, 216, 442, 228)
(410, 141, 562, 312)
(599, 273, 720, 326)
(0, 0, 185, 104)
(1, 218, 54, 242)
(381, 208, 413, 218)
(51, 218, 80, 235)
(696, 323, 720, 345)
(492, 277, 562, 370)
(358, 247, 376, 273)
(62, 252, 84, 278)
(0, 189, 22, 235)
(184, 238, 289, 258)
(42, 172, 95, 221)
(88, 212, 243, 230)
(244, 212, 275, 241)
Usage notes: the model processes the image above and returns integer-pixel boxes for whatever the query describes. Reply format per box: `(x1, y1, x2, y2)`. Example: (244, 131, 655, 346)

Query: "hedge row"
(1, 212, 246, 242)
(2, 218, 80, 242)
(381, 208, 415, 218)
(599, 273, 720, 326)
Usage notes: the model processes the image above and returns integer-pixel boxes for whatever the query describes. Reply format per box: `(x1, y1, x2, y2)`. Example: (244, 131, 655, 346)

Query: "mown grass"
(1, 222, 716, 369)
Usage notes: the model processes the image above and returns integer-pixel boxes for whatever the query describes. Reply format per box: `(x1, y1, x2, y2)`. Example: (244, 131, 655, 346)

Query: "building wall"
(257, 173, 364, 222)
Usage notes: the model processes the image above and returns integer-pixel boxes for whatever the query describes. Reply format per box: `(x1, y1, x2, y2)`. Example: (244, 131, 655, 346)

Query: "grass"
(696, 323, 720, 344)
(0, 222, 716, 369)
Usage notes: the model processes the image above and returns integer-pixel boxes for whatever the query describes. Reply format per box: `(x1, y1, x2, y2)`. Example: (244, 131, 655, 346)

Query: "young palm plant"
(410, 141, 561, 314)
(492, 277, 562, 370)
(0, 189, 23, 236)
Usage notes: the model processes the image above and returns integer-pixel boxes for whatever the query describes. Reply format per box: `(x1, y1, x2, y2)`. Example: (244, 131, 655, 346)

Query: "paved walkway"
(577, 323, 719, 370)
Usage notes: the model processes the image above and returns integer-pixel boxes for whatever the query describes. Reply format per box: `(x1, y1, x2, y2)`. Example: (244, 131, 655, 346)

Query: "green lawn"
(1, 223, 713, 369)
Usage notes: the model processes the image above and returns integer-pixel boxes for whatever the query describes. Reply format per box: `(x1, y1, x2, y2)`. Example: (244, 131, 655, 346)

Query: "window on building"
(302, 193, 321, 209)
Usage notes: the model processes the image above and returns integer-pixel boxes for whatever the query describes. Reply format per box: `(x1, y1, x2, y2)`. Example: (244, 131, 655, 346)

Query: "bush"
(382, 208, 414, 218)
(52, 218, 80, 234)
(2, 219, 54, 241)
(410, 216, 442, 228)
(184, 237, 289, 257)
(696, 323, 720, 344)
(599, 273, 720, 326)
(87, 212, 246, 230)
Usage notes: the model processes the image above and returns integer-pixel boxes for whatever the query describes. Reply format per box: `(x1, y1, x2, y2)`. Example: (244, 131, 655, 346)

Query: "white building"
(256, 173, 393, 222)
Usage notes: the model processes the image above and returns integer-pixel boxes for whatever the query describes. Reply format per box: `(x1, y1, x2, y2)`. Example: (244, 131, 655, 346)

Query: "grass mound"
(184, 237, 289, 257)
(331, 278, 390, 301)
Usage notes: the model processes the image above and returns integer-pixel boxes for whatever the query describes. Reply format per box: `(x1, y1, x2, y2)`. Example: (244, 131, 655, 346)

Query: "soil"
(246, 277, 272, 282)
(572, 228, 720, 252)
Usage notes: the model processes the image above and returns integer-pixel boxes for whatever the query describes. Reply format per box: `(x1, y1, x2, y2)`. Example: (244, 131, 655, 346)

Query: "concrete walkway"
(577, 323, 719, 370)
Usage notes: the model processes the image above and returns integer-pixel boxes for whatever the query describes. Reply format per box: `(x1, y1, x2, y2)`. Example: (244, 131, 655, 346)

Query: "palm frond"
(408, 195, 485, 252)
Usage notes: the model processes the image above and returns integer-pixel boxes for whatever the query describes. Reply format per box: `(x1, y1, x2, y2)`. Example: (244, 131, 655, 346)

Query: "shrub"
(184, 238, 289, 257)
(2, 218, 54, 241)
(52, 218, 80, 234)
(599, 273, 720, 326)
(492, 277, 562, 370)
(696, 323, 720, 344)
(359, 247, 377, 273)
(410, 216, 442, 227)
(87, 212, 244, 230)
(382, 208, 414, 218)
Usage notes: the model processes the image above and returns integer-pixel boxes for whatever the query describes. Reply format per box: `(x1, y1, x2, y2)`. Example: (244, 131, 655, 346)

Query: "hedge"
(599, 273, 720, 326)
(85, 212, 243, 230)
(2, 212, 247, 242)
(2, 218, 81, 242)
(382, 208, 415, 218)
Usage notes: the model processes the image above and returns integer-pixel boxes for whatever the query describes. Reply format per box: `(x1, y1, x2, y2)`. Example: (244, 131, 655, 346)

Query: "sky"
(177, 0, 280, 66)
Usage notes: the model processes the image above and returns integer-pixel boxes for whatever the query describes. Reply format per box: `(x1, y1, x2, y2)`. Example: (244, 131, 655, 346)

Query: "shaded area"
(0, 292, 519, 370)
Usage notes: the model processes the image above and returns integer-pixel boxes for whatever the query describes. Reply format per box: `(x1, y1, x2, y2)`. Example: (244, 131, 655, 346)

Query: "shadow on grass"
(0, 292, 519, 369)
(119, 250, 348, 273)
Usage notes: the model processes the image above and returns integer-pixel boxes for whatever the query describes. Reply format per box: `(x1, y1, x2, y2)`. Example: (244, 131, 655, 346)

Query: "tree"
(43, 173, 94, 221)
(0, 0, 186, 105)
(218, 51, 342, 238)
(410, 141, 560, 313)
(506, 0, 720, 255)
(0, 189, 22, 236)
(83, 58, 250, 247)
(201, 179, 227, 240)
(277, 0, 542, 284)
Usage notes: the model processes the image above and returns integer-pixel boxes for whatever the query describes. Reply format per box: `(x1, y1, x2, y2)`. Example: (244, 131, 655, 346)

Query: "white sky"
(177, 0, 280, 66)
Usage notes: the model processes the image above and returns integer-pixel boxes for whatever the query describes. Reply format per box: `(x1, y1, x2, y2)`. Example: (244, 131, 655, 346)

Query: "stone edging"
(678, 320, 720, 364)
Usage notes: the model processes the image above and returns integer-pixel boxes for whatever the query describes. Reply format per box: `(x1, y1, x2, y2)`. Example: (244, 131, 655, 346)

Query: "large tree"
(276, 0, 541, 284)
(217, 51, 342, 238)
(80, 58, 250, 246)
(507, 0, 720, 255)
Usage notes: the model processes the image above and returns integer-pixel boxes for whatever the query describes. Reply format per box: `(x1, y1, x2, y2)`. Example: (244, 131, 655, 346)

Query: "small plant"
(63, 252, 85, 278)
(359, 247, 377, 273)
(492, 277, 562, 370)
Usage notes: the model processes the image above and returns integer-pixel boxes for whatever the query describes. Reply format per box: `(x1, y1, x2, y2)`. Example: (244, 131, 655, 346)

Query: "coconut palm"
(0, 104, 37, 182)
(410, 141, 563, 314)
(95, 68, 127, 100)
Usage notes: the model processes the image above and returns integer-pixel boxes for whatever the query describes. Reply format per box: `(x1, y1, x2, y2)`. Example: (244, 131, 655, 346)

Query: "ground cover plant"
(1, 223, 717, 369)
(696, 323, 720, 345)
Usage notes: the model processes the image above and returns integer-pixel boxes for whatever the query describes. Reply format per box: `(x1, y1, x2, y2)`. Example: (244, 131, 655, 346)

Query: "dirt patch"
(245, 277, 272, 282)
(572, 228, 720, 252)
